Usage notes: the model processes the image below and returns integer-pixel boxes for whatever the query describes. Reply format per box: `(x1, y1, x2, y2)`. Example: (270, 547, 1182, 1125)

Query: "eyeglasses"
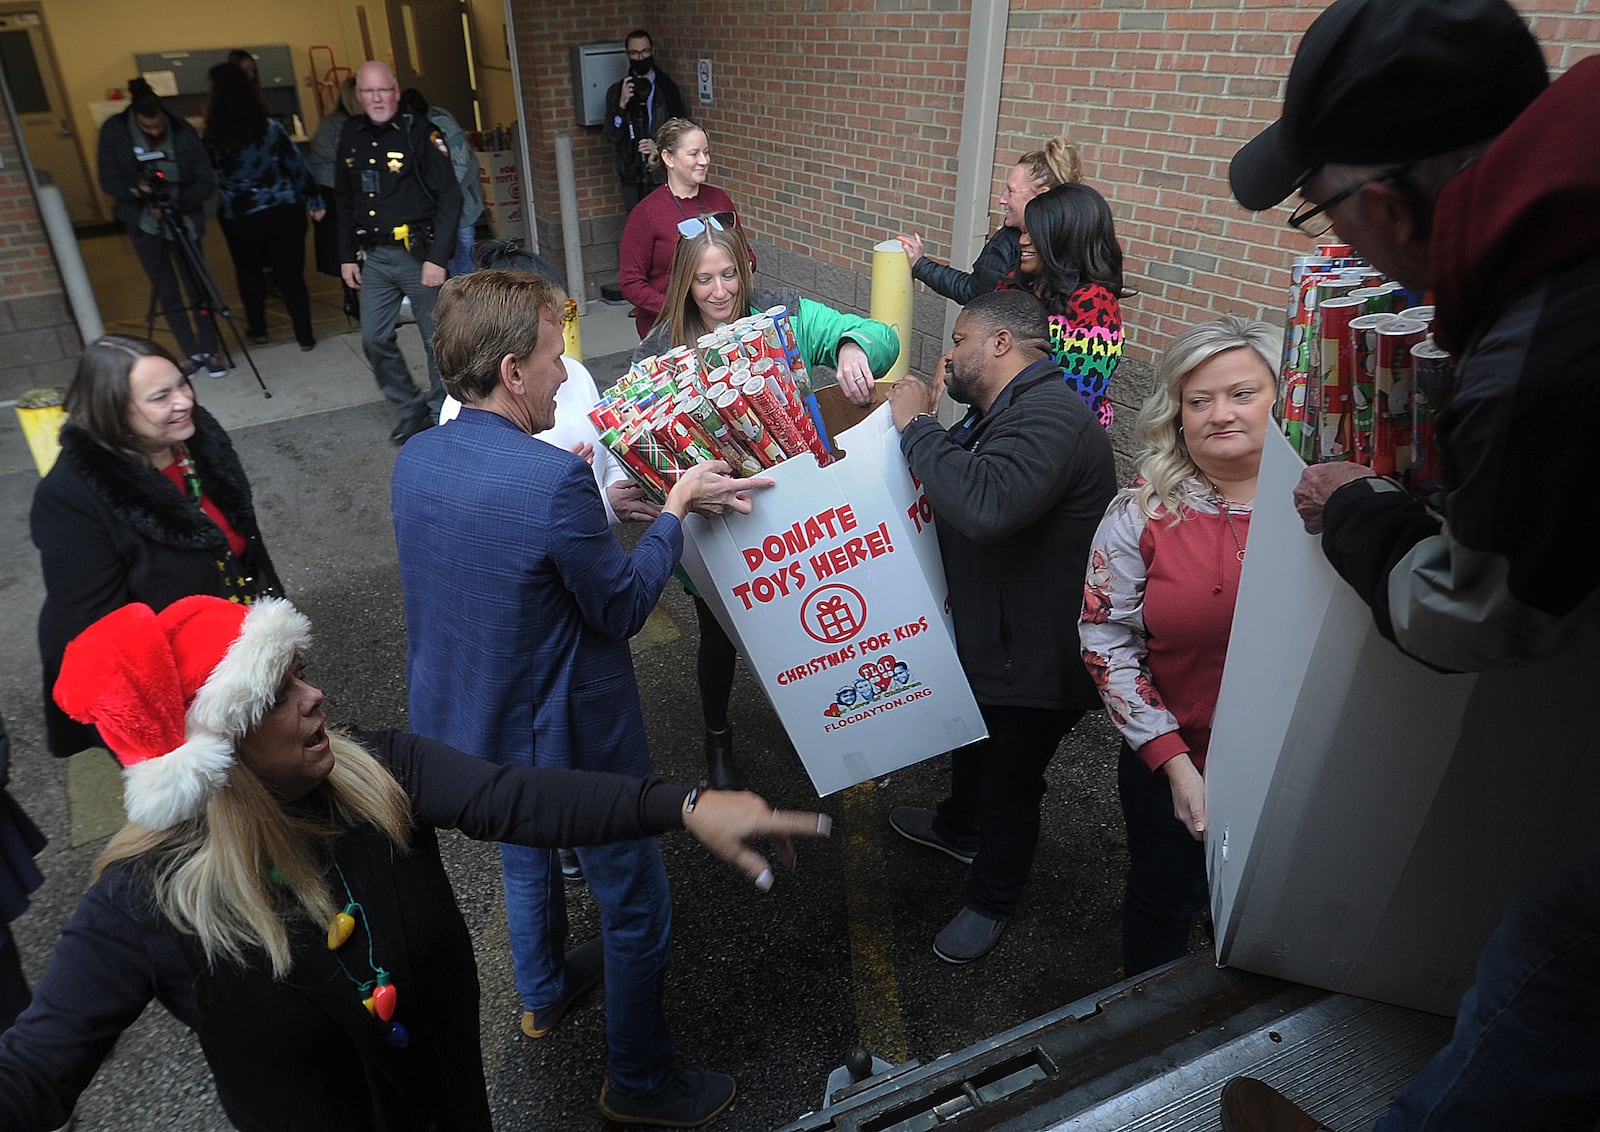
(677, 211, 735, 240)
(1287, 166, 1412, 237)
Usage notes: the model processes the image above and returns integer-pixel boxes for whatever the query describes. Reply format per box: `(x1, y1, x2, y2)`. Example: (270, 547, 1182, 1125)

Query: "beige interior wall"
(37, 0, 366, 155)
(466, 0, 518, 131)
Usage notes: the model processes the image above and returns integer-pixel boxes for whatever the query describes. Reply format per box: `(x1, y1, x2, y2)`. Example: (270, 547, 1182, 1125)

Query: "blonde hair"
(648, 117, 705, 178)
(1016, 136, 1082, 192)
(96, 732, 412, 977)
(1130, 315, 1281, 520)
(655, 219, 755, 347)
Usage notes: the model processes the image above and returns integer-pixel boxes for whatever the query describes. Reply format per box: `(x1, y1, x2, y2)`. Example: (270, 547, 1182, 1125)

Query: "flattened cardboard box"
(679, 388, 987, 796)
(1207, 431, 1600, 1015)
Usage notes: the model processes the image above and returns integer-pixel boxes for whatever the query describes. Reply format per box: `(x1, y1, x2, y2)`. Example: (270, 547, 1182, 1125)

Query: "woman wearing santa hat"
(0, 595, 828, 1131)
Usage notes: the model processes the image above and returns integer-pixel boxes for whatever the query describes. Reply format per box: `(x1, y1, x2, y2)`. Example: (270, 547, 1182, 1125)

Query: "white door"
(0, 7, 102, 224)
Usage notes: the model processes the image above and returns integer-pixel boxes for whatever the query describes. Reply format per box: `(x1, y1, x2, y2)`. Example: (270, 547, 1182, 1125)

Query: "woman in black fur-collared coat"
(30, 336, 282, 757)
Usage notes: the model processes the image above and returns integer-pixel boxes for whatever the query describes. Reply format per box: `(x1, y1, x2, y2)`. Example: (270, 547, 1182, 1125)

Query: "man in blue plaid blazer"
(391, 270, 769, 1126)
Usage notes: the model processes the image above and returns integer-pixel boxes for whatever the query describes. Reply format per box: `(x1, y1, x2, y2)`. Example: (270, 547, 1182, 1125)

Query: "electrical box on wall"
(570, 42, 628, 127)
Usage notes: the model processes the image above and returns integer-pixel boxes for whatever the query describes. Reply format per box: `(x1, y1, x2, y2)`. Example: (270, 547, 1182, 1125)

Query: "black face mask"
(628, 55, 654, 77)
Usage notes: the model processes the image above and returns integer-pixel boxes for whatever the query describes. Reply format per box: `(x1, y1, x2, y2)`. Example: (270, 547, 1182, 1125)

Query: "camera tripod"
(143, 202, 271, 398)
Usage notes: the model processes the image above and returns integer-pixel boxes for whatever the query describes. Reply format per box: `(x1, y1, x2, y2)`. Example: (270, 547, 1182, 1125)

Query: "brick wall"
(507, 1, 1594, 416)
(0, 92, 79, 398)
(997, 0, 1599, 364)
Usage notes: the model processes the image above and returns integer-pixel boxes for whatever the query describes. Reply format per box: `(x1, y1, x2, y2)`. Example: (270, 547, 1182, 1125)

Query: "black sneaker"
(520, 937, 604, 1039)
(599, 1069, 736, 1128)
(932, 906, 1008, 964)
(390, 409, 433, 445)
(888, 806, 978, 865)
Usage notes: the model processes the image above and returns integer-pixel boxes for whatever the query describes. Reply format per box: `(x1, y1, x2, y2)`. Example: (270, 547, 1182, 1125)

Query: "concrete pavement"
(0, 306, 1131, 1130)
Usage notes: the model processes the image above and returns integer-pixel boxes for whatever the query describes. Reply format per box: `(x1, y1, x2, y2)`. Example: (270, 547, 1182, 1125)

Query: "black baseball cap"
(1229, 0, 1548, 212)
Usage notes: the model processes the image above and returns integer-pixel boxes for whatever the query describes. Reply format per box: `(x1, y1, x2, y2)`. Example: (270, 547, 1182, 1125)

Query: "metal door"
(0, 7, 102, 224)
(386, 0, 474, 126)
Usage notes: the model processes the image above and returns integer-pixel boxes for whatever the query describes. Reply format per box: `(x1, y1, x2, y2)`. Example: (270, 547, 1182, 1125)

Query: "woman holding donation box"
(0, 595, 826, 1131)
(619, 118, 754, 339)
(634, 217, 900, 789)
(1077, 316, 1279, 975)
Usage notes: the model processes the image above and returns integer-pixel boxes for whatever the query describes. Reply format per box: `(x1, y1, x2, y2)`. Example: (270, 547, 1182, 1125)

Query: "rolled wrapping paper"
(662, 346, 699, 389)
(1409, 337, 1456, 507)
(714, 385, 786, 467)
(696, 333, 729, 372)
(1316, 242, 1353, 257)
(1372, 317, 1428, 478)
(763, 305, 803, 366)
(589, 402, 622, 435)
(1318, 296, 1367, 462)
(1398, 304, 1435, 328)
(1346, 286, 1392, 315)
(1348, 312, 1396, 466)
(763, 306, 815, 397)
(599, 427, 669, 502)
(737, 329, 765, 365)
(626, 423, 682, 482)
(742, 373, 806, 458)
(1283, 274, 1332, 460)
(681, 391, 765, 476)
(1282, 256, 1334, 422)
(663, 413, 718, 466)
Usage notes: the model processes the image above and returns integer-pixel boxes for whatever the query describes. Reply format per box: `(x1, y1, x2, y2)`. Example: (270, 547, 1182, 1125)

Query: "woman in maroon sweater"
(1078, 315, 1279, 974)
(618, 118, 754, 338)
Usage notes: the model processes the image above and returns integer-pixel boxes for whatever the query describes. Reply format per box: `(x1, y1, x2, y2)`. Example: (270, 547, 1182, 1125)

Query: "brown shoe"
(1220, 1078, 1336, 1132)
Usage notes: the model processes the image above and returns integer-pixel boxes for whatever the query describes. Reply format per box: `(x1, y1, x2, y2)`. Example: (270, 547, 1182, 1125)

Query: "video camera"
(134, 149, 175, 206)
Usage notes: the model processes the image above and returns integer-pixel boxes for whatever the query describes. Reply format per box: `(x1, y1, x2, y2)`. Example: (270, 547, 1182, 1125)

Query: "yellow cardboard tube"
(16, 388, 68, 477)
(870, 238, 912, 384)
(562, 297, 582, 361)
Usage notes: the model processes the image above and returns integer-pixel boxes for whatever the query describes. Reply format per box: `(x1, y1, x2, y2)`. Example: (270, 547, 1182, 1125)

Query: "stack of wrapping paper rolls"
(590, 305, 836, 502)
(1277, 243, 1456, 508)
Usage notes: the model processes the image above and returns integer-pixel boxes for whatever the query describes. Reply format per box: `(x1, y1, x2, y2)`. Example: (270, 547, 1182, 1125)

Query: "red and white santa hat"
(54, 594, 312, 830)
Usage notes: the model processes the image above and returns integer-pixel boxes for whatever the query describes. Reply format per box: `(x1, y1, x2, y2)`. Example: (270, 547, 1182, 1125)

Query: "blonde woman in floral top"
(1078, 315, 1279, 974)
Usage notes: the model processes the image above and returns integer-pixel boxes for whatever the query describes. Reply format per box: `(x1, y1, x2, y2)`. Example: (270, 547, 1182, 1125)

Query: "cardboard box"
(477, 150, 522, 236)
(678, 388, 987, 796)
(1207, 430, 1600, 1015)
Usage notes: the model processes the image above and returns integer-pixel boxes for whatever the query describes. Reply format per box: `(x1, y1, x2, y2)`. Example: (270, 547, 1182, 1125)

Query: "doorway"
(0, 5, 102, 224)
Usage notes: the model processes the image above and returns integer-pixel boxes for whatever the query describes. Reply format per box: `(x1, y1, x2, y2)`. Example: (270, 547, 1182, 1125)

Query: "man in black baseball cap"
(1221, 1, 1600, 1129)
(1228, 0, 1547, 214)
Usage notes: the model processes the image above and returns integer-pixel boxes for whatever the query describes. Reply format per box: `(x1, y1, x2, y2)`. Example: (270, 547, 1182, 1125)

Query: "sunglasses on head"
(677, 211, 736, 240)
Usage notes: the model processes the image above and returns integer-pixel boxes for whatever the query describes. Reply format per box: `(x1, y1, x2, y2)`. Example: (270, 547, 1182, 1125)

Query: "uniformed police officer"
(337, 61, 462, 444)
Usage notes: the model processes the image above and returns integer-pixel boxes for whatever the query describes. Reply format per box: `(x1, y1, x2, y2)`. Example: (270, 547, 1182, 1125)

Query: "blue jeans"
(1375, 846, 1600, 1131)
(357, 245, 442, 416)
(448, 225, 476, 278)
(499, 837, 674, 1094)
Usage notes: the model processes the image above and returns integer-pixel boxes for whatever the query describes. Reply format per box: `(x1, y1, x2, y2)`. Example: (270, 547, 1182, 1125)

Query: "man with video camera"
(602, 30, 687, 213)
(96, 77, 223, 378)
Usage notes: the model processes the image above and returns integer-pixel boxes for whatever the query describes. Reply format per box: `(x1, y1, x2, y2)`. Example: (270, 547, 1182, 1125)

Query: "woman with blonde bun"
(897, 136, 1082, 304)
